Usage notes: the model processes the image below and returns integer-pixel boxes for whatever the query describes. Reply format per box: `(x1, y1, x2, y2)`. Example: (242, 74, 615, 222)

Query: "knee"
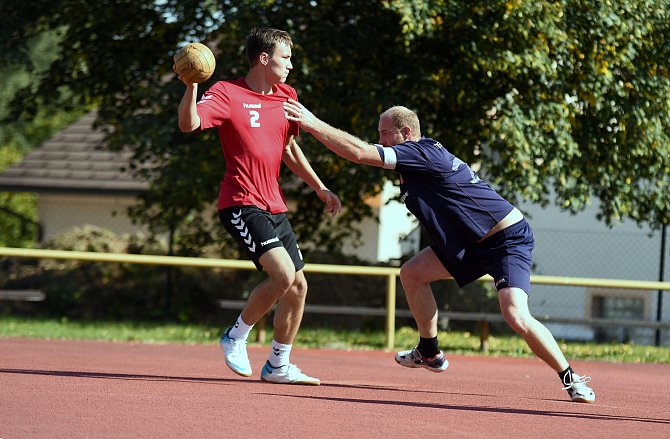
(278, 275, 307, 307)
(400, 264, 430, 298)
(269, 269, 296, 293)
(501, 308, 531, 335)
(288, 275, 308, 300)
(399, 263, 424, 292)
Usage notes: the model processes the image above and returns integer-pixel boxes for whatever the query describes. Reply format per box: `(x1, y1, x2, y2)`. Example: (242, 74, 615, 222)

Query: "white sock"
(269, 340, 292, 368)
(227, 315, 253, 341)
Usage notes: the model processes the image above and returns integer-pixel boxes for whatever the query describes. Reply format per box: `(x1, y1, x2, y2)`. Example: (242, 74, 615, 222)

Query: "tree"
(1, 0, 669, 257)
(383, 0, 670, 227)
(0, 28, 87, 246)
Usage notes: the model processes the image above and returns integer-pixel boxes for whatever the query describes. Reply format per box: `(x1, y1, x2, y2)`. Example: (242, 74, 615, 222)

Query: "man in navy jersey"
(284, 100, 595, 403)
(175, 28, 341, 385)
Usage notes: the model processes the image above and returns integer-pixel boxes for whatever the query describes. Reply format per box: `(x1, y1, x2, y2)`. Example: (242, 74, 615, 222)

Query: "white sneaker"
(219, 327, 252, 377)
(564, 373, 596, 403)
(260, 361, 320, 385)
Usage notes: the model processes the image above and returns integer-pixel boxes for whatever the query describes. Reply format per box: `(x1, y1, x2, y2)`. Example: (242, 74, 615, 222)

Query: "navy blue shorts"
(219, 206, 305, 272)
(431, 219, 535, 294)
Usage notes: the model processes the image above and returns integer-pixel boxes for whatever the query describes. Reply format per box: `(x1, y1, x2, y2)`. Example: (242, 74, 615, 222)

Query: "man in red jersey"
(175, 27, 341, 385)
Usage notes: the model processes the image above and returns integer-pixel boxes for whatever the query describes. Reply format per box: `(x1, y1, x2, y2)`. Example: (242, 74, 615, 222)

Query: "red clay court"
(1, 337, 669, 438)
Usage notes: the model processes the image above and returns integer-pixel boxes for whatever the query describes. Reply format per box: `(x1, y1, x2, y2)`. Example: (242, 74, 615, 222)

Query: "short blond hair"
(380, 106, 421, 137)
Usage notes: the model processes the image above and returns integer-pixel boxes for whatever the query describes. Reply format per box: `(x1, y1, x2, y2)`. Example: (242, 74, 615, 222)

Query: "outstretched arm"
(284, 99, 384, 167)
(282, 136, 342, 217)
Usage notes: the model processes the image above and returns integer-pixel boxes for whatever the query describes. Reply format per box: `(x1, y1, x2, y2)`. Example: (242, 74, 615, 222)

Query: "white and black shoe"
(563, 373, 596, 403)
(394, 347, 449, 372)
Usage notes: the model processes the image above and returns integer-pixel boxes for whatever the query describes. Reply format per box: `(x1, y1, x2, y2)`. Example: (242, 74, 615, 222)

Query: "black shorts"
(432, 219, 535, 294)
(218, 206, 305, 272)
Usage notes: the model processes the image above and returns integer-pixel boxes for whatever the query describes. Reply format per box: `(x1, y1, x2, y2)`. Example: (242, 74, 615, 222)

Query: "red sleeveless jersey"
(196, 78, 299, 213)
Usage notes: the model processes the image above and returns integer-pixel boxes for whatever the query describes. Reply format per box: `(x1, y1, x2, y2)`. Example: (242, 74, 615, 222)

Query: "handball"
(174, 42, 216, 83)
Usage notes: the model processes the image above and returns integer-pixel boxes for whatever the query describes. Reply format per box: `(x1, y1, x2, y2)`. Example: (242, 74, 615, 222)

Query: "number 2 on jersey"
(249, 110, 260, 127)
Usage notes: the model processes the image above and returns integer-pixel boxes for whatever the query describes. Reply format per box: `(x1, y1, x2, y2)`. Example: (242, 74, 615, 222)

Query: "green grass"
(1, 315, 668, 363)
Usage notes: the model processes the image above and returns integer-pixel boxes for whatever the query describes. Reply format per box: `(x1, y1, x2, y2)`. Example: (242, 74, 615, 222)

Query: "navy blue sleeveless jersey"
(376, 137, 514, 263)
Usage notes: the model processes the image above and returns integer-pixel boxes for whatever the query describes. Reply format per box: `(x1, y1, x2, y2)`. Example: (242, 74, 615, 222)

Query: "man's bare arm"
(284, 99, 384, 167)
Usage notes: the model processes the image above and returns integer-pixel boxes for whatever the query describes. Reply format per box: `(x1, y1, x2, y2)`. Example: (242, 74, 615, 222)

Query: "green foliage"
(1, 0, 669, 257)
(384, 0, 670, 227)
(0, 315, 222, 344)
(0, 192, 38, 247)
(0, 28, 88, 246)
(1, 315, 669, 363)
(0, 106, 86, 247)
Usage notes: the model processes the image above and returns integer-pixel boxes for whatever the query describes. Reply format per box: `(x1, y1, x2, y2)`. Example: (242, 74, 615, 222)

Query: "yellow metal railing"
(2, 246, 670, 349)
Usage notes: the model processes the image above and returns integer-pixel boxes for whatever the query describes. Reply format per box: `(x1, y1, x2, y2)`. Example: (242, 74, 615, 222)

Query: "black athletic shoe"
(395, 347, 449, 372)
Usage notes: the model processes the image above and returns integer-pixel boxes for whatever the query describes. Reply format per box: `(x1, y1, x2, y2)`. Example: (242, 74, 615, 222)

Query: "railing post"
(385, 273, 397, 350)
(656, 223, 667, 347)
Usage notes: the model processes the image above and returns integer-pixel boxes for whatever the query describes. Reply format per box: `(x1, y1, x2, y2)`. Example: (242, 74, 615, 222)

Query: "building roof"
(0, 112, 148, 195)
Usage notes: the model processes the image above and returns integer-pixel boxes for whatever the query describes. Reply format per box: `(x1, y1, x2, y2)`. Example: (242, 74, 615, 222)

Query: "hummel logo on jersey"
(260, 237, 280, 247)
(433, 141, 444, 149)
(400, 191, 409, 203)
(243, 103, 261, 109)
(197, 94, 214, 104)
(230, 210, 256, 252)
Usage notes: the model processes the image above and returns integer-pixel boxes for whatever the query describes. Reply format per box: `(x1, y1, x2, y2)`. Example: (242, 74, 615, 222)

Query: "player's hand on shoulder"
(284, 99, 318, 132)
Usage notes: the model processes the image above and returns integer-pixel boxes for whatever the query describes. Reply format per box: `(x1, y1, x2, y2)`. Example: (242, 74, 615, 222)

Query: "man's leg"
(239, 247, 296, 326)
(398, 247, 451, 338)
(220, 247, 295, 377)
(260, 268, 319, 385)
(497, 287, 568, 372)
(273, 269, 308, 344)
(396, 247, 451, 372)
(498, 288, 596, 402)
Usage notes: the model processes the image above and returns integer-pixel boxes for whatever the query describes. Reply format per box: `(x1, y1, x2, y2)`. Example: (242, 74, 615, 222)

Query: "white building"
(0, 112, 148, 241)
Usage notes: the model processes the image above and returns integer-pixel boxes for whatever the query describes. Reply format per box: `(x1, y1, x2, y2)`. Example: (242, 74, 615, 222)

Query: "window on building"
(592, 295, 645, 343)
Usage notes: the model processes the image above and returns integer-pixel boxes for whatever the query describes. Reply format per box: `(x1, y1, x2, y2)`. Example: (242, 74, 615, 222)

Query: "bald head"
(380, 106, 421, 138)
(377, 106, 422, 146)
